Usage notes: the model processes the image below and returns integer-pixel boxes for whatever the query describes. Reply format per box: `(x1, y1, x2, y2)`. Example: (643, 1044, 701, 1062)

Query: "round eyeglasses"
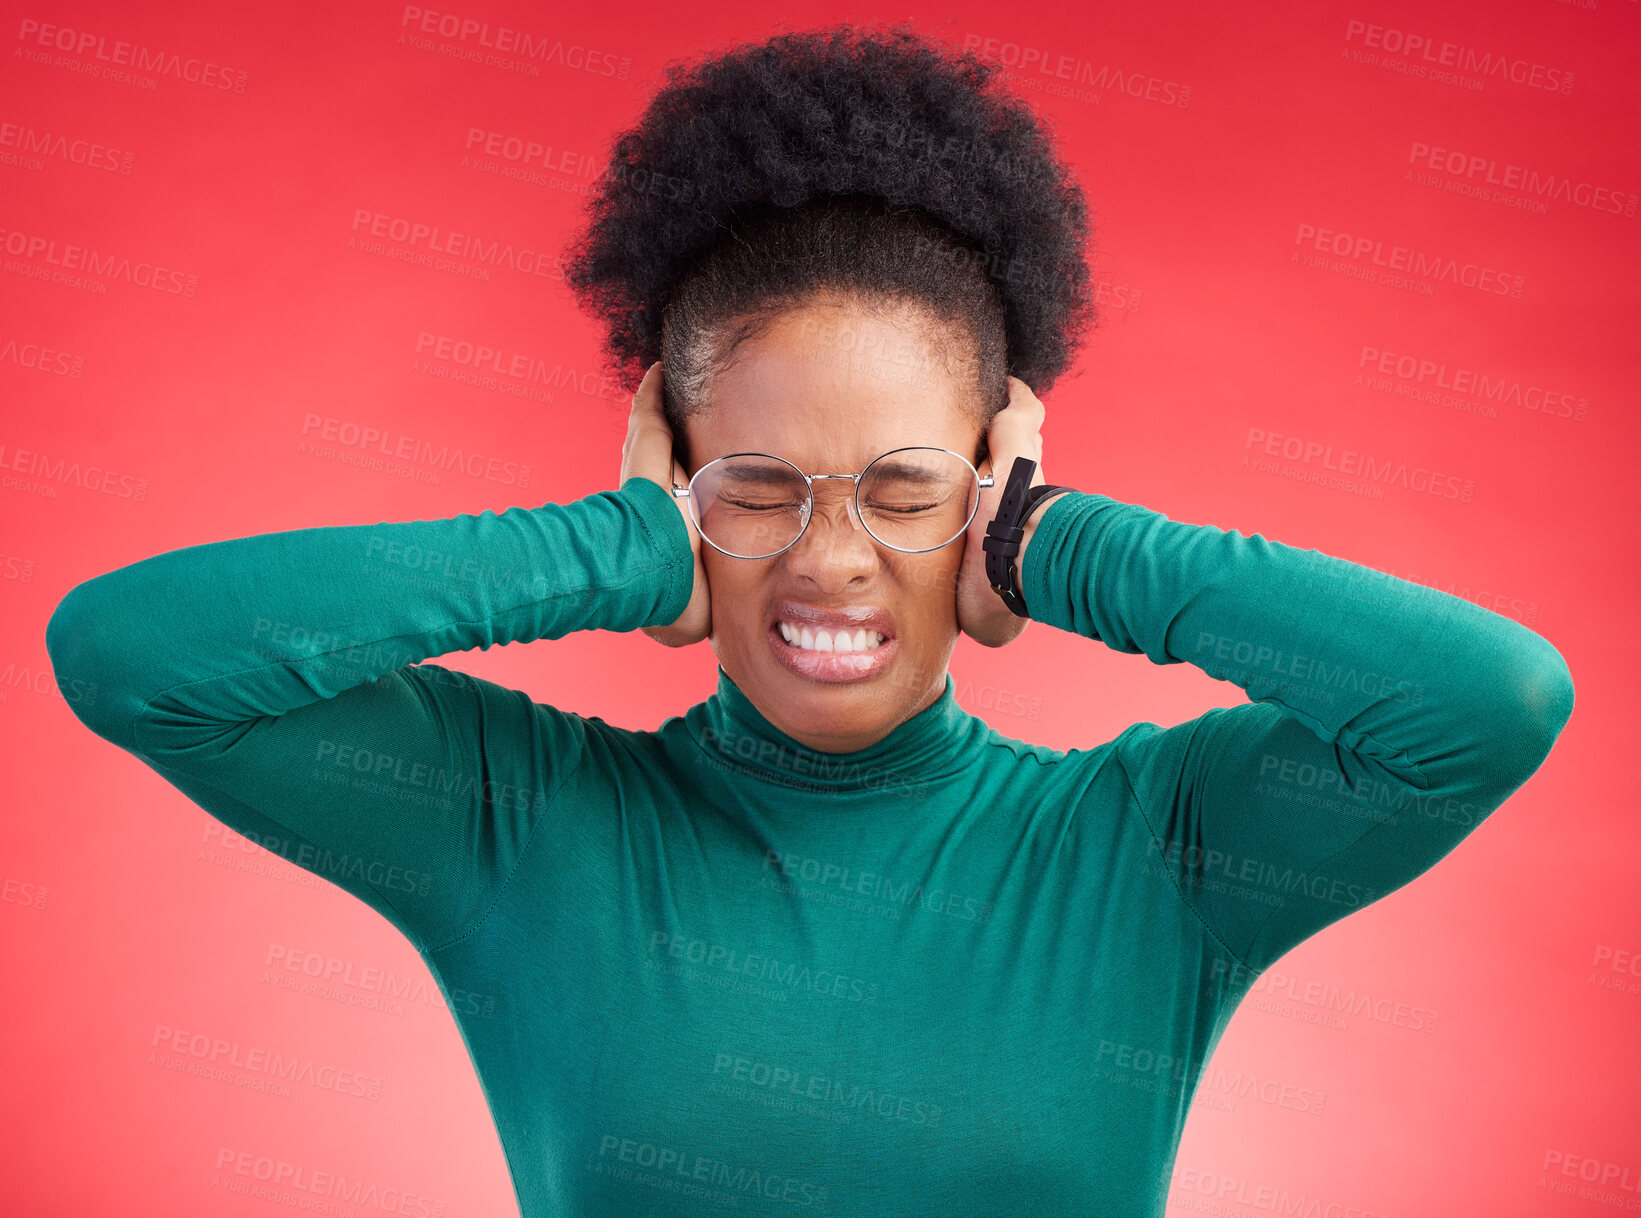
(671, 447, 995, 559)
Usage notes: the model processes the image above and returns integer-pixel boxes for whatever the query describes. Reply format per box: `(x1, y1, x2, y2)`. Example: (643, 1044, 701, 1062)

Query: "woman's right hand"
(620, 361, 711, 647)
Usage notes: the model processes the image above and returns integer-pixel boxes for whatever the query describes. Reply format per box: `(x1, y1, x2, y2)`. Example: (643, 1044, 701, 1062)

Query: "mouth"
(767, 599, 898, 683)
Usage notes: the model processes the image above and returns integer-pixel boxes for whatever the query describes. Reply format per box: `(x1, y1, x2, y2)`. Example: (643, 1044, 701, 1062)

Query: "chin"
(770, 683, 899, 742)
(716, 620, 944, 743)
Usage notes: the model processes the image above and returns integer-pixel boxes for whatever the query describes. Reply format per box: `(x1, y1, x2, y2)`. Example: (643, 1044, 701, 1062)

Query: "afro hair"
(560, 21, 1098, 442)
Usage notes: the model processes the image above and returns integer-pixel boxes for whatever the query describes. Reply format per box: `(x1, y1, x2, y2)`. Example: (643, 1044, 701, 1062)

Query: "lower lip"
(768, 623, 898, 683)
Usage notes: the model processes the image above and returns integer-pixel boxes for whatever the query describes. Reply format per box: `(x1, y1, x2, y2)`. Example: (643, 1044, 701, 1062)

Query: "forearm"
(45, 476, 692, 755)
(1020, 491, 1573, 793)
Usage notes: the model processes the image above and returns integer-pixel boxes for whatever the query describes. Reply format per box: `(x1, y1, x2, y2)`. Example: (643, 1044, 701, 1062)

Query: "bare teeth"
(775, 622, 886, 652)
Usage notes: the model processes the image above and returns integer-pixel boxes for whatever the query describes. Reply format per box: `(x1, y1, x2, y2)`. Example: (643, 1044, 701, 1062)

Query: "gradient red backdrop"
(3, 1, 1638, 1214)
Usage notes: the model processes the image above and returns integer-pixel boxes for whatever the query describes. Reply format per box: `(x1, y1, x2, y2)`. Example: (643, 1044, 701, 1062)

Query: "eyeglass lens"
(689, 449, 980, 558)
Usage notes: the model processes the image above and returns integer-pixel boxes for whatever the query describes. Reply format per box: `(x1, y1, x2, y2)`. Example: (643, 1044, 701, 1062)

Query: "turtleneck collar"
(682, 665, 985, 798)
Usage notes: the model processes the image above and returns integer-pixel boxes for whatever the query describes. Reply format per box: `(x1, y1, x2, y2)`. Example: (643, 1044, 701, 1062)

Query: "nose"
(803, 478, 865, 533)
(783, 484, 876, 586)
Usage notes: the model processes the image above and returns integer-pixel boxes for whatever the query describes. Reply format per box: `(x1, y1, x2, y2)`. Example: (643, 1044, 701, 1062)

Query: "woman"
(46, 24, 1573, 1218)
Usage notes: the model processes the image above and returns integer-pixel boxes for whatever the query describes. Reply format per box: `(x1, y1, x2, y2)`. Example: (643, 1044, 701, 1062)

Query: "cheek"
(901, 557, 962, 623)
(703, 553, 762, 626)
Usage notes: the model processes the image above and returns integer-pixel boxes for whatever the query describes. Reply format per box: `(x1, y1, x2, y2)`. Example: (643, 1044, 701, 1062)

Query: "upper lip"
(770, 599, 896, 639)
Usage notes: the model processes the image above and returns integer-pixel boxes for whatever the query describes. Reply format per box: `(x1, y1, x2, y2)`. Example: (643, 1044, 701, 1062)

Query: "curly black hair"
(561, 21, 1097, 458)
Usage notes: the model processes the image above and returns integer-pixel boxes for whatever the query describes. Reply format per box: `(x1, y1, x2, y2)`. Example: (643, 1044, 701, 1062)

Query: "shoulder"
(970, 716, 1137, 794)
(401, 661, 674, 777)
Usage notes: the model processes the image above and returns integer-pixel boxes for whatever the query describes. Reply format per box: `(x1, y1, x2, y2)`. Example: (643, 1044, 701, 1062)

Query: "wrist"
(614, 475, 696, 626)
(1014, 490, 1074, 596)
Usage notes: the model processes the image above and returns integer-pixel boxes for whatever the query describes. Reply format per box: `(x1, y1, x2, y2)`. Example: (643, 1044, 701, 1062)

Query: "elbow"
(45, 579, 139, 748)
(45, 581, 89, 676)
(1485, 632, 1575, 790)
(45, 582, 95, 703)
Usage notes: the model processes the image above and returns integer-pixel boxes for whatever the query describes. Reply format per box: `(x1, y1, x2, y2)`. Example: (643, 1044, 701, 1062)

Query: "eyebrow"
(717, 459, 955, 486)
(863, 460, 949, 486)
(718, 465, 803, 487)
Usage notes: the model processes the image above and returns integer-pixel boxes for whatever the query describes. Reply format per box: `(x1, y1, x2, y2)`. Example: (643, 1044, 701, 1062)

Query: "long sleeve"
(1021, 491, 1575, 975)
(44, 476, 694, 953)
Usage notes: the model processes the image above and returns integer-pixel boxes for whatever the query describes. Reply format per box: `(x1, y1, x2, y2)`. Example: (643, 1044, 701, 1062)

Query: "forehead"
(688, 298, 978, 470)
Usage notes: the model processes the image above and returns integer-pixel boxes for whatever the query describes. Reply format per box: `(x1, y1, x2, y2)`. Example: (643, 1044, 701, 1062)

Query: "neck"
(765, 678, 947, 753)
(684, 665, 983, 798)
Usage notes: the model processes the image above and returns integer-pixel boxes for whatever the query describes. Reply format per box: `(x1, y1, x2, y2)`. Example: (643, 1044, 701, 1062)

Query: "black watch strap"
(982, 456, 1075, 618)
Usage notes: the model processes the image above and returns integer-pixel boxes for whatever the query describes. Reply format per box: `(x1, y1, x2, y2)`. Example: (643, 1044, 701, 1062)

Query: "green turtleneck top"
(44, 475, 1573, 1216)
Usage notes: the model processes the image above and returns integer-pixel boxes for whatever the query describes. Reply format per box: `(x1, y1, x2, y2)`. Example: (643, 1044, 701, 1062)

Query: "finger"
(629, 360, 663, 413)
(982, 377, 1048, 490)
(992, 377, 1046, 444)
(620, 362, 674, 486)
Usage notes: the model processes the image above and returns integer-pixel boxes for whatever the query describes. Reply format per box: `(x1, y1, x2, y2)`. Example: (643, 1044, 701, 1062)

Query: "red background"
(3, 1, 1638, 1214)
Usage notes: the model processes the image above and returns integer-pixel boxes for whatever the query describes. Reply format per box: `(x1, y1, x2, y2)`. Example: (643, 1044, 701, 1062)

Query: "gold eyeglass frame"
(671, 446, 994, 559)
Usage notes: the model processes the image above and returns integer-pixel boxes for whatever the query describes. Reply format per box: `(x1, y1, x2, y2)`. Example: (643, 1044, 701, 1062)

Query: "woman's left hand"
(956, 375, 1065, 647)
